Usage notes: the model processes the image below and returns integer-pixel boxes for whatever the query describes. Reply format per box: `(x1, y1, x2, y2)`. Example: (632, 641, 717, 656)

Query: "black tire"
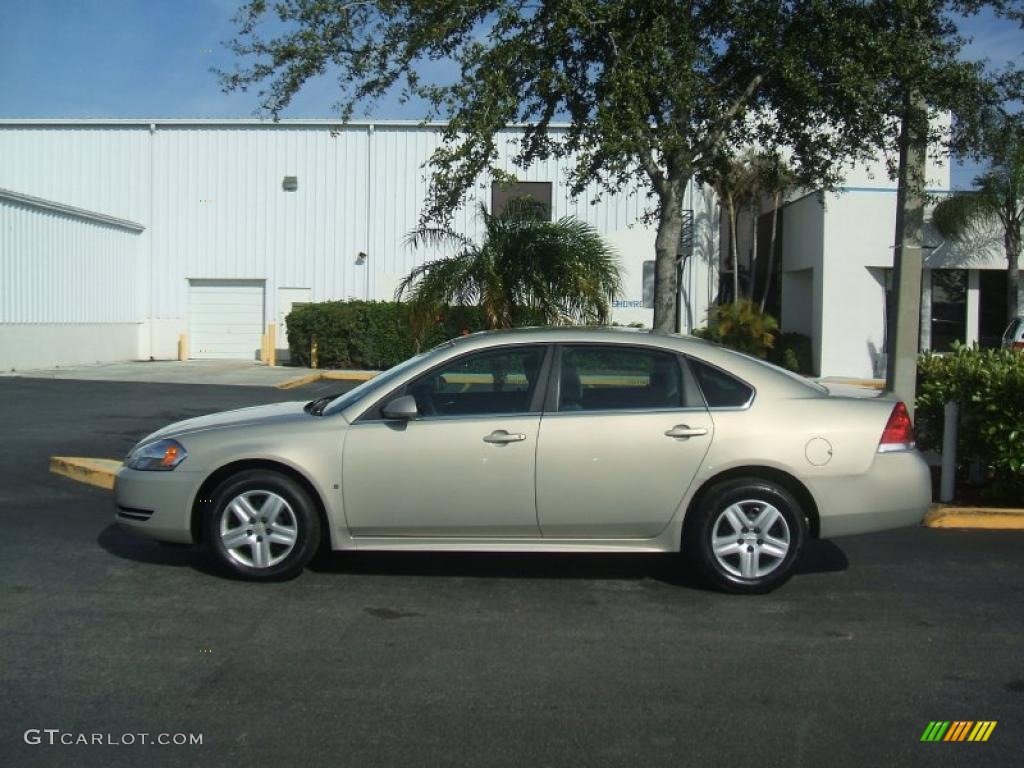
(683, 477, 807, 594)
(203, 469, 321, 582)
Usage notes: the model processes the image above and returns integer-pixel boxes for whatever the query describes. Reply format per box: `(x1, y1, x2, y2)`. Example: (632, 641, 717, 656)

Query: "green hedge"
(285, 301, 545, 370)
(916, 345, 1024, 502)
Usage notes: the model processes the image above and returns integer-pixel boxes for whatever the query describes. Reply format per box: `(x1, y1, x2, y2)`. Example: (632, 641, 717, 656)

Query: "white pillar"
(966, 269, 980, 347)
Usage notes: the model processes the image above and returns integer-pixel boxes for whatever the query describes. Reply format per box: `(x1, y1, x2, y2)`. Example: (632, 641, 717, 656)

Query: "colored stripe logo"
(920, 721, 997, 742)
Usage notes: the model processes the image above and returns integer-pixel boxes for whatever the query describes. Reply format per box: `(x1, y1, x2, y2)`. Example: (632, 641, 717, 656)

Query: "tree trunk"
(760, 191, 781, 313)
(886, 91, 927, 419)
(1006, 219, 1021, 321)
(652, 180, 685, 333)
(748, 199, 759, 299)
(728, 195, 739, 303)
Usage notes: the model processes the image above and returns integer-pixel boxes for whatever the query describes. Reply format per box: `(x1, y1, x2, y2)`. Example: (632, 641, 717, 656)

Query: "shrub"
(693, 300, 779, 359)
(285, 301, 544, 370)
(768, 332, 814, 375)
(916, 344, 1024, 503)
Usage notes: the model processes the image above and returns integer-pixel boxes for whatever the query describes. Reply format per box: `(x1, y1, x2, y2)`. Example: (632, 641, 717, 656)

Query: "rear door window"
(558, 346, 700, 412)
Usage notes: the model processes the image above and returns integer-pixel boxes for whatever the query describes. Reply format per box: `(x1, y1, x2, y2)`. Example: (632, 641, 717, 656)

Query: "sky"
(1, 0, 1021, 189)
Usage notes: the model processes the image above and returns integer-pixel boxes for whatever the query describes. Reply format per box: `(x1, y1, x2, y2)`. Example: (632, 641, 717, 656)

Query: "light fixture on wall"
(355, 251, 368, 265)
(282, 176, 298, 191)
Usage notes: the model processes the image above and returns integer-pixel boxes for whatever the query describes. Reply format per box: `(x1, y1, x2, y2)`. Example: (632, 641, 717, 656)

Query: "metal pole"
(940, 400, 958, 503)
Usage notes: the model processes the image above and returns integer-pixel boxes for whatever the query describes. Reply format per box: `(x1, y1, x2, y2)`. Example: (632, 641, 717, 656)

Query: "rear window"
(688, 358, 754, 408)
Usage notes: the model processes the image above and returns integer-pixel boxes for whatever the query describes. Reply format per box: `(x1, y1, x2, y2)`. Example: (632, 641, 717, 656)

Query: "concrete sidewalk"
(2, 360, 377, 388)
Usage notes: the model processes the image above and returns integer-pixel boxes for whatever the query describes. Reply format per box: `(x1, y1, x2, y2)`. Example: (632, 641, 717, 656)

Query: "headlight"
(124, 438, 188, 471)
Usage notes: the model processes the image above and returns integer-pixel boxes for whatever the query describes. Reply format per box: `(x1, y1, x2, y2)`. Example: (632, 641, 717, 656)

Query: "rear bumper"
(114, 467, 202, 544)
(809, 450, 931, 538)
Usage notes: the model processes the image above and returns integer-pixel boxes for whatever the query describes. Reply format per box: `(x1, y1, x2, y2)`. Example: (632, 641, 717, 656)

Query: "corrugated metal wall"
(0, 120, 699, 348)
(0, 198, 141, 324)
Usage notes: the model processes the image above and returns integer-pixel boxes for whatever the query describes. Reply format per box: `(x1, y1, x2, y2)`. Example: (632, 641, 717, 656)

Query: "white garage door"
(188, 279, 265, 360)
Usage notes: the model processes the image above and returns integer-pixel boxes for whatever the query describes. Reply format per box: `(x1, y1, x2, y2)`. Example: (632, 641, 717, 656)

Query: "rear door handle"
(483, 430, 527, 444)
(665, 425, 709, 439)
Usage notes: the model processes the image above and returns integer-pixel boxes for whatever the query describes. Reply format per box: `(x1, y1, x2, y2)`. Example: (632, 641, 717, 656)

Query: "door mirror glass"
(381, 395, 420, 420)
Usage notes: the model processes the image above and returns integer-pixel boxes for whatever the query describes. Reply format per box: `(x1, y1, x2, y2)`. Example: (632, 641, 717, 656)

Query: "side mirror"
(381, 394, 419, 420)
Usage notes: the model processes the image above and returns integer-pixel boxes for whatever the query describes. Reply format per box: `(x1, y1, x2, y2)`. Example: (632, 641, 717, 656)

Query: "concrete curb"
(924, 505, 1024, 530)
(277, 370, 378, 390)
(49, 457, 122, 490)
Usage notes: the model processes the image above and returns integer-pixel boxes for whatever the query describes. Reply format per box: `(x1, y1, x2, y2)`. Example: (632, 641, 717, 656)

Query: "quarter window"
(688, 358, 754, 408)
(558, 346, 689, 412)
(407, 346, 545, 417)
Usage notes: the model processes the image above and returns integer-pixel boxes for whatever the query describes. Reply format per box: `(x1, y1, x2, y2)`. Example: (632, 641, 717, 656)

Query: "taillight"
(878, 401, 915, 452)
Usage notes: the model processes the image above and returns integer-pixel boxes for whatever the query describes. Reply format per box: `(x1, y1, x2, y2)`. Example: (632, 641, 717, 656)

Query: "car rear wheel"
(684, 477, 807, 594)
(203, 470, 321, 581)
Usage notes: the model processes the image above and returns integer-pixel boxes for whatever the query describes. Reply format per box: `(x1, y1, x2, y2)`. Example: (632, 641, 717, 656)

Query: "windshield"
(317, 342, 454, 417)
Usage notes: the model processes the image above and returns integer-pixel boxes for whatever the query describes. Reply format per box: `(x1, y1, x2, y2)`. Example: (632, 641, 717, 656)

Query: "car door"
(535, 344, 714, 538)
(342, 344, 550, 537)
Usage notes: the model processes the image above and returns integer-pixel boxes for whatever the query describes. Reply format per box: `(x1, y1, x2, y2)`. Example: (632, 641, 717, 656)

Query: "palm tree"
(397, 199, 622, 331)
(933, 114, 1024, 320)
(705, 151, 746, 302)
(757, 152, 798, 313)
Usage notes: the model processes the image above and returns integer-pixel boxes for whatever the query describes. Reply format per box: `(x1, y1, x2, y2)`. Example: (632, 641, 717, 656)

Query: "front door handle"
(665, 425, 709, 439)
(483, 430, 527, 444)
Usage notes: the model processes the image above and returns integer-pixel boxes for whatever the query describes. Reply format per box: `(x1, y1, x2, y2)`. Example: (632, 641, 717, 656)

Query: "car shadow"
(310, 548, 706, 586)
(796, 539, 849, 574)
(98, 523, 849, 586)
(97, 524, 220, 577)
(310, 537, 849, 585)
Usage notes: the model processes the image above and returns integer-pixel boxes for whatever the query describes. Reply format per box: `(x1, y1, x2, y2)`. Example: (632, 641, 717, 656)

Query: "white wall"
(817, 191, 896, 378)
(0, 324, 140, 371)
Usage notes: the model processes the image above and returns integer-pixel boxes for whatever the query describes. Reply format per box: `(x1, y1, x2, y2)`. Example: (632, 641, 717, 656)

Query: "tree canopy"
(221, 1, 1000, 331)
(398, 200, 622, 330)
(934, 111, 1024, 319)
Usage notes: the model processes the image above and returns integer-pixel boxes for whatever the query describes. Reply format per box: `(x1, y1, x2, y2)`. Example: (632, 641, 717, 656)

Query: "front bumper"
(114, 466, 204, 544)
(809, 450, 932, 538)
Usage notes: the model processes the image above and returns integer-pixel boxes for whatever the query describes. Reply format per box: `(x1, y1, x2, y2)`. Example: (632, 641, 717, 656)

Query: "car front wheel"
(203, 469, 321, 581)
(684, 477, 807, 594)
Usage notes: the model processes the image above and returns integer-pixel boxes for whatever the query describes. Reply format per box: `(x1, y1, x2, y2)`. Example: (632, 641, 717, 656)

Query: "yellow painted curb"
(924, 505, 1024, 530)
(277, 370, 378, 389)
(49, 457, 123, 490)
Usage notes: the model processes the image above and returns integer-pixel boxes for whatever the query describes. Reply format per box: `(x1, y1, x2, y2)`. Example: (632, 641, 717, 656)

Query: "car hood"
(141, 401, 312, 444)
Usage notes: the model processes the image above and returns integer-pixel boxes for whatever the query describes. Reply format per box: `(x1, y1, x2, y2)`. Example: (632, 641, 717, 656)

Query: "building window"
(931, 269, 968, 353)
(490, 181, 552, 220)
(978, 269, 1009, 349)
(642, 261, 655, 308)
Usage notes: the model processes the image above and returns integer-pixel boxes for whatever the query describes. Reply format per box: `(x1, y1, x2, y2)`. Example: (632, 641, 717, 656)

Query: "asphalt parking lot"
(1, 377, 1021, 768)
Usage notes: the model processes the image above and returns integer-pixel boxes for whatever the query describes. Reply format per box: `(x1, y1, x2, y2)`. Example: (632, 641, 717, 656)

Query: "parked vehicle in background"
(1002, 316, 1024, 350)
(114, 328, 931, 594)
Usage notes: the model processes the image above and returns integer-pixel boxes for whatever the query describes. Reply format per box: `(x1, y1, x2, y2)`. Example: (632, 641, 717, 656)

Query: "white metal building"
(0, 119, 718, 370)
(1, 118, 1005, 379)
